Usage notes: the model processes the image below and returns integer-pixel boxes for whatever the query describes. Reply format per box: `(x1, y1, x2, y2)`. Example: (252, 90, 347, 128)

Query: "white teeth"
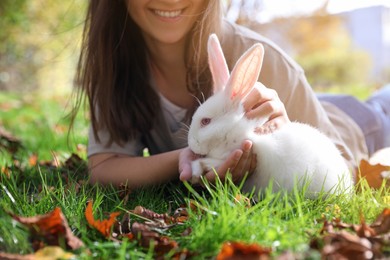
(154, 9, 182, 18)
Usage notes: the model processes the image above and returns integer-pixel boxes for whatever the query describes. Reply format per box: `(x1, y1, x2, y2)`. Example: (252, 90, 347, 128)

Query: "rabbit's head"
(188, 34, 265, 158)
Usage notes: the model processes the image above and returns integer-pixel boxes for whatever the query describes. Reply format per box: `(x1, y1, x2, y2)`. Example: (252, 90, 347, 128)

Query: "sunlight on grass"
(1, 162, 389, 258)
(0, 91, 88, 163)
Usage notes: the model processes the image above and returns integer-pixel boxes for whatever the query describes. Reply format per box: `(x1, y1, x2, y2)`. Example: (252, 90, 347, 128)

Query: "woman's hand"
(178, 147, 199, 182)
(243, 82, 290, 134)
(179, 140, 256, 184)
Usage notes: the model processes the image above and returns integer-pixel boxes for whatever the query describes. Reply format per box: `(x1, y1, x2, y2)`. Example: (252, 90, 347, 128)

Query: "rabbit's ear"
(227, 43, 264, 100)
(208, 34, 230, 93)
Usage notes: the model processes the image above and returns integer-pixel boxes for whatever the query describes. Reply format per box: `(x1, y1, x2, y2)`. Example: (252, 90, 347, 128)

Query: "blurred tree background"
(0, 0, 86, 94)
(225, 0, 380, 97)
(251, 12, 372, 90)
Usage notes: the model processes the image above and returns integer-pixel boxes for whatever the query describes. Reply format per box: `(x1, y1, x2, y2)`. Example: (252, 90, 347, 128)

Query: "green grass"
(1, 91, 390, 259)
(0, 91, 88, 161)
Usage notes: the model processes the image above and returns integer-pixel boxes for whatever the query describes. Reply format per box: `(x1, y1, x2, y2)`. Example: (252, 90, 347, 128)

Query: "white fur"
(187, 34, 353, 199)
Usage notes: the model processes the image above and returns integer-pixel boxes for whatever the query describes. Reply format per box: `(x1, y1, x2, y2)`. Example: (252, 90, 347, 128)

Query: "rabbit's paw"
(191, 158, 224, 184)
(191, 159, 205, 184)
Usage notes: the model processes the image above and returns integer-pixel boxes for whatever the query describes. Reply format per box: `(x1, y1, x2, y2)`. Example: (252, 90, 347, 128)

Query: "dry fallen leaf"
(216, 241, 272, 260)
(358, 159, 390, 189)
(312, 208, 390, 259)
(85, 200, 121, 238)
(83, 201, 193, 257)
(0, 125, 22, 154)
(131, 222, 179, 256)
(62, 153, 85, 172)
(10, 207, 84, 251)
(1, 166, 11, 178)
(321, 231, 375, 259)
(369, 208, 390, 236)
(120, 204, 192, 257)
(133, 206, 168, 221)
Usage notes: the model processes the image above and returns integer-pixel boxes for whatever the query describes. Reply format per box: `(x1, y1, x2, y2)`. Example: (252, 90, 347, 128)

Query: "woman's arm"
(88, 150, 182, 187)
(90, 143, 256, 187)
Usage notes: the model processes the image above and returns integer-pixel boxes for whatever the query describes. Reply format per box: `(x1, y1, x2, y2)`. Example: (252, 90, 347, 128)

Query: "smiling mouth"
(153, 9, 183, 18)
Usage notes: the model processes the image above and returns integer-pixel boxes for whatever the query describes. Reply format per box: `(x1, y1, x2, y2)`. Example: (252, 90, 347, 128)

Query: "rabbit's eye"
(201, 118, 211, 127)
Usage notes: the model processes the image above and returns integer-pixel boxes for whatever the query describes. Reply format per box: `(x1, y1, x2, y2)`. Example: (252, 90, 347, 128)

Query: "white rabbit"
(187, 34, 353, 199)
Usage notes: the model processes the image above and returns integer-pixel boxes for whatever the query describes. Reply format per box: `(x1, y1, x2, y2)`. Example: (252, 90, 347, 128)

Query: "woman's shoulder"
(221, 19, 303, 74)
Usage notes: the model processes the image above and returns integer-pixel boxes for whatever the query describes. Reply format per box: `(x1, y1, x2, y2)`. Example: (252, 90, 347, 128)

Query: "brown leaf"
(113, 213, 132, 236)
(358, 159, 390, 189)
(370, 208, 390, 235)
(131, 205, 182, 228)
(63, 153, 85, 171)
(117, 183, 132, 205)
(321, 231, 378, 259)
(172, 206, 189, 223)
(85, 200, 120, 238)
(35, 153, 85, 173)
(131, 222, 178, 256)
(133, 206, 167, 221)
(0, 125, 22, 154)
(10, 207, 84, 251)
(313, 209, 390, 259)
(216, 241, 272, 260)
(1, 166, 11, 178)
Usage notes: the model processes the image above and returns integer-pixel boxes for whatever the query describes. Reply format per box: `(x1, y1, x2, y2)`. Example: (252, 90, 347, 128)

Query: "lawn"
(1, 91, 389, 259)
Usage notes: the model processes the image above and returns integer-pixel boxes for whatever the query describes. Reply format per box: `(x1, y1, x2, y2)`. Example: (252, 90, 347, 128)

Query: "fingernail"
(243, 141, 252, 151)
(234, 150, 243, 160)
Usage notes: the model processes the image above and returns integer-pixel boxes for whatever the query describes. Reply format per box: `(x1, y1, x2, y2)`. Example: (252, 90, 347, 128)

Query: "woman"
(71, 0, 389, 188)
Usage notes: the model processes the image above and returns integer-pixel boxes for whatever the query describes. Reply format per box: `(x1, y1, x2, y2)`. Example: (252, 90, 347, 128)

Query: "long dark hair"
(70, 0, 223, 146)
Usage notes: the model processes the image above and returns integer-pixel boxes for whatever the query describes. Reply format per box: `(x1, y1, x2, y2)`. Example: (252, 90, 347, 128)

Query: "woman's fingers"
(178, 147, 199, 181)
(203, 149, 242, 183)
(230, 140, 253, 182)
(243, 82, 290, 132)
(202, 140, 255, 184)
(243, 82, 278, 117)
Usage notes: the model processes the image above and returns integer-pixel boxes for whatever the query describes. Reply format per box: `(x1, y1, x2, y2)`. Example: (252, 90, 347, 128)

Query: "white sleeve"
(87, 126, 144, 157)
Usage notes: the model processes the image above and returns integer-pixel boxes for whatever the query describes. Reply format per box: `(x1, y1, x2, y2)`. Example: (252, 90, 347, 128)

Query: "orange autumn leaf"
(370, 208, 390, 235)
(85, 200, 120, 238)
(10, 207, 84, 250)
(216, 241, 272, 260)
(1, 166, 11, 177)
(358, 159, 390, 189)
(28, 154, 38, 167)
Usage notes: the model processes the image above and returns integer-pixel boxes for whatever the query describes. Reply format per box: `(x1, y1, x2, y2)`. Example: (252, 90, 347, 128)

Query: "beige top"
(88, 20, 368, 168)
